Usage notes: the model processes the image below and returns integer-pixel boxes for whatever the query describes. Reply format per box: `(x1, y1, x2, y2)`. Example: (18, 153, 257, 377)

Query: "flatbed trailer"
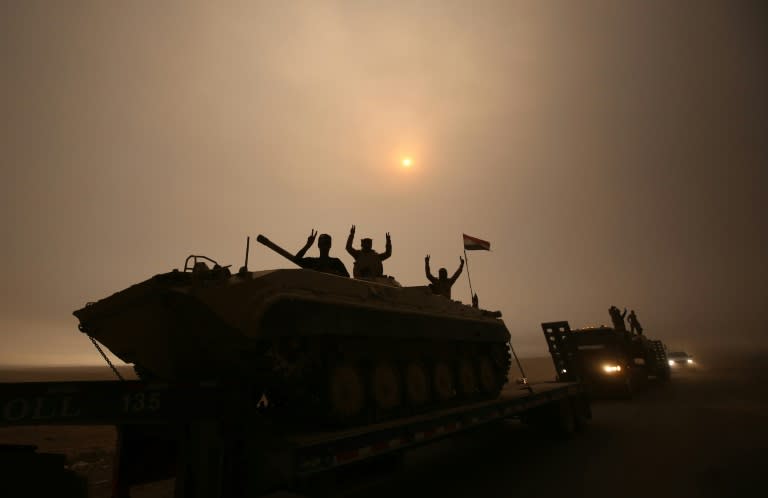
(1, 379, 589, 497)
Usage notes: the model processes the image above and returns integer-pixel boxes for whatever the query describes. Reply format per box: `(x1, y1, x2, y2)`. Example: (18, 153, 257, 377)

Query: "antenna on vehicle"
(239, 236, 250, 274)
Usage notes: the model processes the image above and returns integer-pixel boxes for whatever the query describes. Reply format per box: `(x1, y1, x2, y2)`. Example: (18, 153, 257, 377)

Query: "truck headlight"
(668, 360, 674, 366)
(687, 359, 693, 364)
(602, 364, 622, 373)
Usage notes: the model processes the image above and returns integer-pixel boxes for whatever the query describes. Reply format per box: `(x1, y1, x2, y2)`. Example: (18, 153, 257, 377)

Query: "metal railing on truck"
(541, 321, 579, 381)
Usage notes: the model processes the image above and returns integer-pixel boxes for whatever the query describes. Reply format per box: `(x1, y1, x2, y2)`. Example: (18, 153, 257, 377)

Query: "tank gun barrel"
(256, 234, 299, 266)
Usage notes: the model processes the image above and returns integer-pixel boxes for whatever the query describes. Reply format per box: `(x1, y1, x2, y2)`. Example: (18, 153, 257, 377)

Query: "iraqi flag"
(463, 233, 491, 251)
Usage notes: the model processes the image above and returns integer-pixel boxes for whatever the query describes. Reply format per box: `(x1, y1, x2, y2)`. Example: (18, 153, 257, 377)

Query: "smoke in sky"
(1, 0, 766, 364)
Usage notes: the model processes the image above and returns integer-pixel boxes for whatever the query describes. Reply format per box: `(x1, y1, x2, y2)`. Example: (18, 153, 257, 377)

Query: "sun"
(401, 157, 413, 168)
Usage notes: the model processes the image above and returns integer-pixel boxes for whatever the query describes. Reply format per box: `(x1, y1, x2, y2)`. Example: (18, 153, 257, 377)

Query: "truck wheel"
(524, 399, 577, 439)
(573, 396, 591, 432)
(555, 399, 577, 438)
(621, 377, 634, 399)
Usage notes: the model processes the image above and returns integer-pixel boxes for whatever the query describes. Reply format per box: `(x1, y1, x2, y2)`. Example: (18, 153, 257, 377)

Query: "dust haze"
(1, 0, 766, 365)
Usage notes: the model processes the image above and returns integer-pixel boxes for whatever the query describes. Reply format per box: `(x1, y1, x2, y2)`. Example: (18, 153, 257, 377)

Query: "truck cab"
(541, 321, 667, 397)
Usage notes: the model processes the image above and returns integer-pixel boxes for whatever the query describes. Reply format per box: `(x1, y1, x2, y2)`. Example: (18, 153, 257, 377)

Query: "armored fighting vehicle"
(74, 236, 511, 426)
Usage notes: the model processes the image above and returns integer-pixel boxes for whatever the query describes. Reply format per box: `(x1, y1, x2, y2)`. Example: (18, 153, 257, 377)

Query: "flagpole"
(463, 248, 474, 301)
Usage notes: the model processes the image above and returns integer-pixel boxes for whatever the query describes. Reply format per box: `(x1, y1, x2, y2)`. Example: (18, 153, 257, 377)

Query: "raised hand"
(350, 225, 356, 236)
(307, 229, 317, 245)
(385, 232, 391, 242)
(460, 256, 464, 264)
(425, 254, 430, 263)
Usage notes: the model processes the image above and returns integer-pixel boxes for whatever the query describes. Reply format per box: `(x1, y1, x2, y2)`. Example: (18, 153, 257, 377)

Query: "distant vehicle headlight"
(687, 359, 693, 364)
(668, 360, 675, 366)
(602, 364, 622, 373)
(561, 369, 568, 374)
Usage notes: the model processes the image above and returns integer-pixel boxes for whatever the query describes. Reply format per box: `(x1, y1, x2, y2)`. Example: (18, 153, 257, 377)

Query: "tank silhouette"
(74, 236, 511, 426)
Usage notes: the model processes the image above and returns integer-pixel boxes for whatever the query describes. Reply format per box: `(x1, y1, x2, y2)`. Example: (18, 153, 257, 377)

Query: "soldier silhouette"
(609, 305, 628, 331)
(345, 225, 391, 278)
(627, 309, 643, 335)
(294, 229, 350, 277)
(472, 293, 479, 308)
(424, 255, 464, 299)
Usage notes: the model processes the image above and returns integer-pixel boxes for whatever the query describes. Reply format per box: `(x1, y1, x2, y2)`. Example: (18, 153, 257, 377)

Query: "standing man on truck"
(609, 305, 628, 331)
(627, 310, 643, 335)
(345, 225, 392, 278)
(424, 255, 464, 299)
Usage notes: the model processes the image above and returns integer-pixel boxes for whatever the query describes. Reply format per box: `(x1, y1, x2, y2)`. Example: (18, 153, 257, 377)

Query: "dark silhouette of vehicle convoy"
(1, 233, 674, 496)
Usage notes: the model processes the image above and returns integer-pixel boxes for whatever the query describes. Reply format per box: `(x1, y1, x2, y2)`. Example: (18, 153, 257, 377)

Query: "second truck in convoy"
(542, 320, 670, 397)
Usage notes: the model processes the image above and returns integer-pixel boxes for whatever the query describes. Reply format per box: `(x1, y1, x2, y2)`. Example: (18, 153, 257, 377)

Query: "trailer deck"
(0, 379, 588, 497)
(289, 382, 584, 476)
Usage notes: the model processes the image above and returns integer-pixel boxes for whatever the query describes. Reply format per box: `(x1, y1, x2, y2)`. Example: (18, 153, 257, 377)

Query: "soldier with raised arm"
(345, 225, 391, 278)
(425, 255, 464, 299)
(609, 305, 628, 332)
(293, 229, 350, 277)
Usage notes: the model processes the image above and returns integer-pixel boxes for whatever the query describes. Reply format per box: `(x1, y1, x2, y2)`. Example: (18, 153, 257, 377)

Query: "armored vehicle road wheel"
(404, 361, 430, 407)
(478, 356, 499, 395)
(458, 358, 478, 397)
(371, 361, 401, 411)
(433, 360, 455, 401)
(328, 363, 365, 421)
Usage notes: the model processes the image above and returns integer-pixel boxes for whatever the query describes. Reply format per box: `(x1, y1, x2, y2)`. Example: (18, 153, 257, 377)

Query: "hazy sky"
(1, 0, 766, 365)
